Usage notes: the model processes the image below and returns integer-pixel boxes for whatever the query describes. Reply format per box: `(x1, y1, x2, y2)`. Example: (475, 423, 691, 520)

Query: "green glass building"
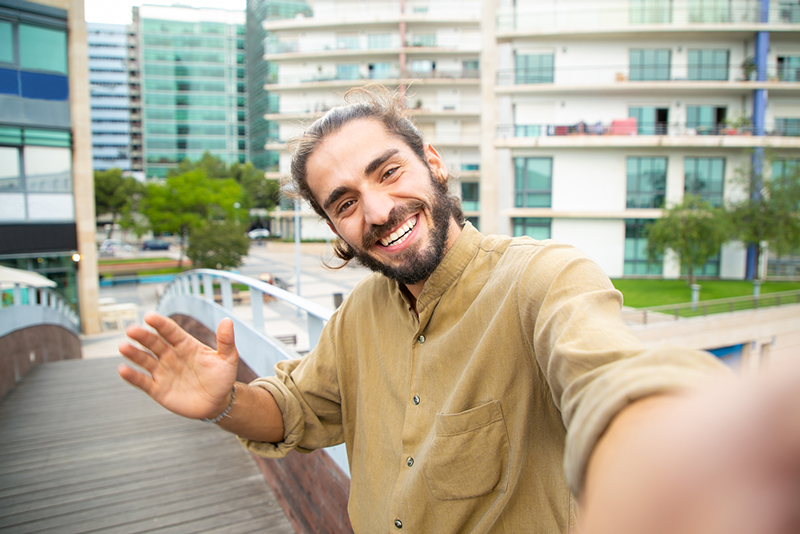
(136, 5, 247, 178)
(245, 0, 311, 172)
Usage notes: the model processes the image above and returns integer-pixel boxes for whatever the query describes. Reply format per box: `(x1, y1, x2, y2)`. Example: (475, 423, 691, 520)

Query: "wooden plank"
(0, 358, 295, 534)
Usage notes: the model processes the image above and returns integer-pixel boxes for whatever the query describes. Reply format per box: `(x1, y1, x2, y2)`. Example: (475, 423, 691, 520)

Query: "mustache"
(362, 199, 426, 248)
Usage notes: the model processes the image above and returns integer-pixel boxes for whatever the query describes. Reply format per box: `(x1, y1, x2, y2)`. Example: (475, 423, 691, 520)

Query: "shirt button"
(417, 334, 425, 343)
(406, 457, 414, 467)
(413, 395, 420, 405)
(395, 519, 403, 529)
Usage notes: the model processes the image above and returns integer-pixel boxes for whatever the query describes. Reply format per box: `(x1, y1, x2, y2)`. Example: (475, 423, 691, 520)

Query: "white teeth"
(380, 218, 416, 247)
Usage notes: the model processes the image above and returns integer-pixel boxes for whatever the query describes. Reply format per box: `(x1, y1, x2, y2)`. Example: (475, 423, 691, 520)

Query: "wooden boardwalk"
(0, 358, 295, 534)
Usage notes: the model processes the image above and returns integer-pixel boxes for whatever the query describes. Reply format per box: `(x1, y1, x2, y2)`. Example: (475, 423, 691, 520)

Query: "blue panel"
(19, 71, 69, 101)
(708, 344, 744, 358)
(0, 68, 19, 96)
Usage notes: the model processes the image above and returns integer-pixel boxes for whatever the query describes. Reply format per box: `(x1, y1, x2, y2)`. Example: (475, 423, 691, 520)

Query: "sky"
(84, 0, 246, 24)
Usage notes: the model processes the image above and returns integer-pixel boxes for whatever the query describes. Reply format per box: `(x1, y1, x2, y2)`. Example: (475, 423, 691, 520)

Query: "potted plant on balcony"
(741, 56, 756, 81)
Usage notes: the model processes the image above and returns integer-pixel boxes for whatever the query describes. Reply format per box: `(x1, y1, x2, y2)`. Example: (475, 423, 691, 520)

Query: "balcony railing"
(0, 285, 80, 332)
(497, 1, 799, 33)
(497, 64, 796, 86)
(267, 68, 480, 85)
(497, 120, 798, 138)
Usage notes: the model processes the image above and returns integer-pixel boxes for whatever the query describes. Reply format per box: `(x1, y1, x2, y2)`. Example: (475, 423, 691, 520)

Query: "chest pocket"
(423, 400, 510, 500)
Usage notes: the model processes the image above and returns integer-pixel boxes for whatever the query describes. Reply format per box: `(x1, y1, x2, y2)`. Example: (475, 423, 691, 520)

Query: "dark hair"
(283, 84, 463, 263)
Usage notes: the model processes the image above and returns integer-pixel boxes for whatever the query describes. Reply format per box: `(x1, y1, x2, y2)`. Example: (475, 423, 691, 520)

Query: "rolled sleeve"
(237, 375, 308, 458)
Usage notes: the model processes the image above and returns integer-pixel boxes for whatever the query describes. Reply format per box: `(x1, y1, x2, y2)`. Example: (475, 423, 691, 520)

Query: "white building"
(256, 0, 800, 278)
(87, 23, 132, 172)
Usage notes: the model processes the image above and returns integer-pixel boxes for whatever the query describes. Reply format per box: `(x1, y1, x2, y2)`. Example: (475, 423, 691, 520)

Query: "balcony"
(265, 71, 479, 90)
(497, 0, 800, 36)
(496, 119, 800, 149)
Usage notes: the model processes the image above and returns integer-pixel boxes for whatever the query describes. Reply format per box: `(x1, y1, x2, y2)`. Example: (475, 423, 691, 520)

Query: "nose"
(361, 190, 394, 227)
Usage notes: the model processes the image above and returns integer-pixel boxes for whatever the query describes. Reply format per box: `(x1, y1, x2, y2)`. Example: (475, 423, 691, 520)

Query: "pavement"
(80, 242, 372, 359)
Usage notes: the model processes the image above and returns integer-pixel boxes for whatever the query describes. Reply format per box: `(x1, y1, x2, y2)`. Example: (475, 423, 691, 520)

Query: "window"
(461, 182, 479, 211)
(336, 34, 359, 50)
(0, 147, 21, 190)
(685, 157, 725, 207)
(630, 49, 671, 81)
(411, 34, 435, 47)
(688, 49, 729, 81)
(627, 157, 667, 208)
(336, 63, 359, 80)
(777, 56, 800, 82)
(24, 146, 72, 192)
(368, 34, 391, 49)
(512, 218, 551, 240)
(19, 24, 68, 74)
(629, 106, 669, 135)
(624, 219, 663, 275)
(630, 0, 672, 23)
(515, 125, 542, 137)
(772, 158, 800, 181)
(686, 106, 726, 135)
(368, 62, 393, 79)
(779, 0, 800, 22)
(514, 157, 552, 208)
(0, 21, 12, 64)
(682, 251, 721, 277)
(775, 118, 800, 136)
(689, 0, 732, 22)
(515, 53, 554, 84)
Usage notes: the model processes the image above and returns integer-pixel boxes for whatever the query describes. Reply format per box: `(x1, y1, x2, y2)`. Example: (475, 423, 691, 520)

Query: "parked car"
(142, 238, 170, 251)
(99, 239, 134, 255)
(247, 228, 271, 239)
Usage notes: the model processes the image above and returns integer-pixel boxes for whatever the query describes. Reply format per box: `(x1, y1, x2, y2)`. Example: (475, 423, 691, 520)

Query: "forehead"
(305, 118, 410, 200)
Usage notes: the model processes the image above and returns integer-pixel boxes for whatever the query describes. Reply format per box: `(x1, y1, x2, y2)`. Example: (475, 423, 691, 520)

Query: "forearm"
(211, 382, 286, 443)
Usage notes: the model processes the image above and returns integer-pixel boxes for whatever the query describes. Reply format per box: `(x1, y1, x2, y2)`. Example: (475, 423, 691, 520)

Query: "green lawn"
(611, 279, 800, 308)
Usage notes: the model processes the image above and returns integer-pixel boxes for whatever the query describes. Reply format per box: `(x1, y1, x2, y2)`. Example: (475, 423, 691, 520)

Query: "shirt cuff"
(563, 345, 729, 495)
(237, 376, 306, 458)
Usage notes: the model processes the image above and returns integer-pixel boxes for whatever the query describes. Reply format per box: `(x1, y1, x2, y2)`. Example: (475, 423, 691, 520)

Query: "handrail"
(622, 289, 800, 325)
(0, 284, 80, 335)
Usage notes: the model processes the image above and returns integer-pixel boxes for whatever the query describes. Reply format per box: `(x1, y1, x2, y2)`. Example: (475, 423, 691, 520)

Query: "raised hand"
(118, 312, 239, 421)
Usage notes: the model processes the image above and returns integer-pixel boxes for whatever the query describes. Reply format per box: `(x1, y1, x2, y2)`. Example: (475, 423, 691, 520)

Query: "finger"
(118, 340, 158, 374)
(144, 312, 192, 348)
(125, 323, 171, 358)
(215, 318, 239, 363)
(118, 363, 155, 395)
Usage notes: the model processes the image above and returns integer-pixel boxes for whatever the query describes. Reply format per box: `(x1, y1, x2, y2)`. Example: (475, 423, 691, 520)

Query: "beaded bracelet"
(200, 384, 236, 423)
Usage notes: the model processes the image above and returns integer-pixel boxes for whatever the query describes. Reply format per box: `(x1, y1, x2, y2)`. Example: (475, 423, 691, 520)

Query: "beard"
(343, 171, 453, 286)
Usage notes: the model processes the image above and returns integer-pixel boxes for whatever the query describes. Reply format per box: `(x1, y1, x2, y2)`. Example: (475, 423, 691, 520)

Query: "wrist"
(200, 384, 236, 424)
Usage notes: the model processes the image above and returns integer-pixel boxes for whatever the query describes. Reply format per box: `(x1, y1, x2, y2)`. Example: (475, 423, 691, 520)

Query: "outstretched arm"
(580, 364, 800, 534)
(118, 312, 284, 443)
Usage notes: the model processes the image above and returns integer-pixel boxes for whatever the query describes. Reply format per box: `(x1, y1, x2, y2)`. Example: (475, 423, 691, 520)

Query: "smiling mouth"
(379, 216, 417, 247)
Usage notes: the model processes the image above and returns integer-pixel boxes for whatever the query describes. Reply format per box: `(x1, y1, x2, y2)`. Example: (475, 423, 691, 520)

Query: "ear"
(424, 143, 448, 185)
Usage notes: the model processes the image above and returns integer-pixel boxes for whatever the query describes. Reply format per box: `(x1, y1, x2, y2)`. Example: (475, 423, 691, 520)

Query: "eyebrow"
(322, 148, 401, 212)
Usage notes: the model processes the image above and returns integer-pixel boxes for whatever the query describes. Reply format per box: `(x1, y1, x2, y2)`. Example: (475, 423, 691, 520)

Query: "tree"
(94, 169, 145, 239)
(230, 161, 280, 211)
(186, 220, 250, 270)
(727, 154, 800, 279)
(140, 169, 243, 266)
(167, 151, 230, 180)
(647, 195, 731, 287)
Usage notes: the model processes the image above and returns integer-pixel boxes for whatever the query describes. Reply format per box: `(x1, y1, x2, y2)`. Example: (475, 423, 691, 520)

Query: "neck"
(402, 217, 463, 303)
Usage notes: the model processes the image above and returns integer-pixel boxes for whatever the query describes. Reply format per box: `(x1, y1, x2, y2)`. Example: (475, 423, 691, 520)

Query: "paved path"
(0, 357, 295, 534)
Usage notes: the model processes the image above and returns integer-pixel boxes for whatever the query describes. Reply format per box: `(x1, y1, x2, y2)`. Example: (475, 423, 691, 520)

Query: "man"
(119, 87, 800, 533)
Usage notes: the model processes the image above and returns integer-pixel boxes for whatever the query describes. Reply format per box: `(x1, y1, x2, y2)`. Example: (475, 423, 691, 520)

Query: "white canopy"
(0, 266, 57, 290)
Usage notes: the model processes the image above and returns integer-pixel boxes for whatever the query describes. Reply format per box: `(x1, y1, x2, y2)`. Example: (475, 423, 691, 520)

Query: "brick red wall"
(171, 314, 354, 534)
(0, 325, 81, 399)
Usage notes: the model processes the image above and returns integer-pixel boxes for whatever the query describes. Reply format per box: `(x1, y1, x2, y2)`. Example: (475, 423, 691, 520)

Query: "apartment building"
(131, 4, 248, 179)
(485, 0, 800, 279)
(258, 0, 483, 239)
(87, 22, 132, 172)
(0, 0, 99, 333)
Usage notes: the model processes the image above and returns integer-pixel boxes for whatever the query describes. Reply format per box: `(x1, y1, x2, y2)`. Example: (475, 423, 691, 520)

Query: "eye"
(382, 167, 398, 181)
(336, 199, 355, 215)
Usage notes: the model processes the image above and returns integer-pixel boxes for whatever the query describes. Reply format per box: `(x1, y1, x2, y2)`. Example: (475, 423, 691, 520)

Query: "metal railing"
(496, 120, 796, 138)
(0, 285, 80, 335)
(156, 268, 349, 476)
(621, 289, 800, 325)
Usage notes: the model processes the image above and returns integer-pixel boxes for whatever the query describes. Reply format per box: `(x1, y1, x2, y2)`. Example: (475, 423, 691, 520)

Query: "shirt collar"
(413, 222, 482, 313)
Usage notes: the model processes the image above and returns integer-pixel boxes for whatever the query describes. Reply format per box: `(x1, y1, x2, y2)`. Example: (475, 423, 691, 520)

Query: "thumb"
(216, 317, 238, 361)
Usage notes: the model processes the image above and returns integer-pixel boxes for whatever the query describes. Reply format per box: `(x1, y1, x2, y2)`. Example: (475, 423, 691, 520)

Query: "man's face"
(305, 118, 458, 286)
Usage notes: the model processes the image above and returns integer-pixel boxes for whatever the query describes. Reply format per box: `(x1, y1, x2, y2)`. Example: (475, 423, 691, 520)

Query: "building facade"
(132, 4, 247, 179)
(87, 22, 132, 172)
(486, 0, 800, 280)
(258, 0, 483, 239)
(0, 0, 99, 333)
